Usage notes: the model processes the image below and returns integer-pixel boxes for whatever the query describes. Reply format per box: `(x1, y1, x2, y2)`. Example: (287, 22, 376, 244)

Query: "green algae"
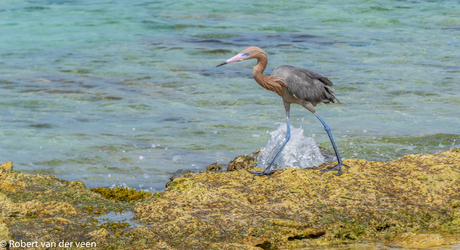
(90, 186, 152, 202)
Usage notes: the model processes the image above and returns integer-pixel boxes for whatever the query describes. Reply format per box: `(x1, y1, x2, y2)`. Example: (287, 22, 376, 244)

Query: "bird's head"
(216, 46, 265, 67)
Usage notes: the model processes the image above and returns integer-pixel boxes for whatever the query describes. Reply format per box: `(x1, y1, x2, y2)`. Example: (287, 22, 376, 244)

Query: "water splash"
(257, 123, 325, 170)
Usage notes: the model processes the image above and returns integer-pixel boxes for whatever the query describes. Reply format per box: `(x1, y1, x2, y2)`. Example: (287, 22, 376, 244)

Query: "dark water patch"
(441, 24, 460, 30)
(167, 46, 183, 50)
(442, 65, 460, 71)
(37, 156, 110, 167)
(23, 168, 64, 175)
(75, 118, 101, 123)
(34, 158, 63, 167)
(357, 5, 393, 14)
(333, 85, 366, 92)
(98, 96, 123, 100)
(394, 5, 412, 9)
(141, 20, 173, 30)
(45, 89, 88, 94)
(322, 18, 352, 23)
(127, 104, 153, 110)
(197, 49, 233, 54)
(384, 90, 439, 97)
(369, 6, 392, 12)
(260, 26, 298, 33)
(173, 24, 206, 29)
(193, 34, 240, 39)
(160, 81, 185, 88)
(29, 123, 54, 128)
(0, 80, 17, 85)
(23, 6, 50, 11)
(348, 42, 369, 47)
(195, 61, 276, 78)
(187, 38, 234, 46)
(60, 69, 92, 74)
(185, 33, 350, 49)
(163, 117, 185, 122)
(141, 20, 206, 30)
(166, 68, 187, 72)
(44, 0, 79, 5)
(366, 19, 401, 27)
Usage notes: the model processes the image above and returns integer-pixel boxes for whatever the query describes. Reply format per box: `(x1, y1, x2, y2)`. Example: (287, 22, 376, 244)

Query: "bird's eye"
(241, 52, 250, 57)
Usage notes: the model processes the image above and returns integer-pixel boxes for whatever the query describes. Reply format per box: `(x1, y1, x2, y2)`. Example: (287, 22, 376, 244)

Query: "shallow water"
(0, 0, 459, 192)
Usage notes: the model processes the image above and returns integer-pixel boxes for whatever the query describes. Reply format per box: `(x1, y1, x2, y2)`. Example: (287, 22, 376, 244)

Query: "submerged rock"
(1, 149, 460, 249)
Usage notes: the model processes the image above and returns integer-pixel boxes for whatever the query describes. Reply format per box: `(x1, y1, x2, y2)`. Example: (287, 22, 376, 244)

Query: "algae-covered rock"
(206, 162, 223, 171)
(135, 150, 460, 249)
(0, 161, 12, 174)
(1, 149, 460, 249)
(0, 164, 138, 249)
(227, 150, 260, 171)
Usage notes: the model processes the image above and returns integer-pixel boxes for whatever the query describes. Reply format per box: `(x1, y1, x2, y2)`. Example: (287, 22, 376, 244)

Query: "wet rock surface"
(1, 149, 460, 249)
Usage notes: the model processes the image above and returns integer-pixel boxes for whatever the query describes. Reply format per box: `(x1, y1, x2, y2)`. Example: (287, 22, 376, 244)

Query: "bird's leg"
(314, 112, 349, 175)
(248, 111, 291, 178)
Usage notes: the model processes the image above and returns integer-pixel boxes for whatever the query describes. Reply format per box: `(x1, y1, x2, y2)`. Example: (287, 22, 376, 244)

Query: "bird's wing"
(271, 65, 338, 104)
(305, 69, 333, 86)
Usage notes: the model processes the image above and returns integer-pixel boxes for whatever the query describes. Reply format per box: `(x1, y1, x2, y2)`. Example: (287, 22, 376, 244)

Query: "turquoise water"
(1, 0, 459, 191)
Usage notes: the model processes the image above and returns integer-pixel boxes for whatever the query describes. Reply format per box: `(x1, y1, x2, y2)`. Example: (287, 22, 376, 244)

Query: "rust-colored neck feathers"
(245, 47, 284, 96)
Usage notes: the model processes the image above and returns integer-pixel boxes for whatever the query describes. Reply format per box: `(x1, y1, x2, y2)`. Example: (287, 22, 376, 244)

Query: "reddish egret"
(216, 46, 349, 177)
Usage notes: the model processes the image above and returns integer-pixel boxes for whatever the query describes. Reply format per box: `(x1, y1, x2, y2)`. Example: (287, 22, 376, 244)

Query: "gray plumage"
(271, 65, 339, 108)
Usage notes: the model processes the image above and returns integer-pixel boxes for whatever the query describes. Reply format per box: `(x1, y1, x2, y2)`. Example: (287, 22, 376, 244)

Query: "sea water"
(0, 0, 459, 192)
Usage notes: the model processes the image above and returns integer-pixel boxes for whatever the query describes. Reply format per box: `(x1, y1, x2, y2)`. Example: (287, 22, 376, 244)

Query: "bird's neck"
(253, 56, 284, 96)
(253, 55, 267, 84)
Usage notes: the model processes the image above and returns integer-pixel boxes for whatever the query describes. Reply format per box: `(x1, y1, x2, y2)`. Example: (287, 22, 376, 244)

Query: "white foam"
(257, 123, 325, 169)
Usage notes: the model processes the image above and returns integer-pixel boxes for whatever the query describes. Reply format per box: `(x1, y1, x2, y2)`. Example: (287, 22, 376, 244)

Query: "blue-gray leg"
(248, 112, 291, 178)
(315, 113, 349, 175)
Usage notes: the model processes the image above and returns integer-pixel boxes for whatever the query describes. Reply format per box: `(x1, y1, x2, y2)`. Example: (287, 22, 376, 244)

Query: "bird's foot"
(322, 162, 350, 175)
(247, 168, 276, 179)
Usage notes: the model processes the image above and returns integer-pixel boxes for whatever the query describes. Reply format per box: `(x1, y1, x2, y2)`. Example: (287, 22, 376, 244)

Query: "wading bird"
(216, 46, 349, 177)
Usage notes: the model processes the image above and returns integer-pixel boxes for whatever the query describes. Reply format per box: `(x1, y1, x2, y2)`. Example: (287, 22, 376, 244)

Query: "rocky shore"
(1, 149, 460, 249)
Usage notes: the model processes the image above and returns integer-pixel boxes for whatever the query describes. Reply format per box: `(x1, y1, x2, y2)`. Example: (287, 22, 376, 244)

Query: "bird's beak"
(216, 61, 227, 67)
(216, 53, 247, 67)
